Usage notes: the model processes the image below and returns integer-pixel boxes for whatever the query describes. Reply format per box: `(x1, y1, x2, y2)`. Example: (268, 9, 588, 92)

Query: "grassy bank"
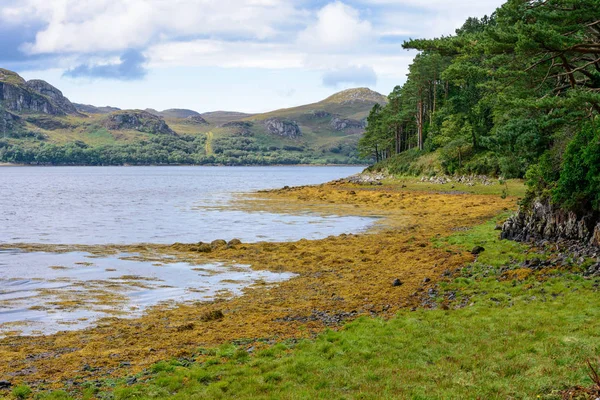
(17, 208, 600, 399)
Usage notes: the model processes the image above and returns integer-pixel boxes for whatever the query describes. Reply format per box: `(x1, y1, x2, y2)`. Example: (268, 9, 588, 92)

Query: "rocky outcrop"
(0, 69, 80, 116)
(306, 110, 332, 119)
(25, 80, 79, 115)
(330, 116, 365, 131)
(264, 118, 301, 138)
(104, 110, 176, 135)
(0, 109, 22, 132)
(502, 199, 600, 247)
(186, 115, 209, 125)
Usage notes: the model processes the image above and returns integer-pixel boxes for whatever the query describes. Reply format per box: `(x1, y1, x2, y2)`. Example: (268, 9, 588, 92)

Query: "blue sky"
(0, 0, 504, 113)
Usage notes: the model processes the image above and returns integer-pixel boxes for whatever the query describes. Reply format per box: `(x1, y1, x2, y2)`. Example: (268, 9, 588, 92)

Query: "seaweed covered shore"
(0, 179, 516, 389)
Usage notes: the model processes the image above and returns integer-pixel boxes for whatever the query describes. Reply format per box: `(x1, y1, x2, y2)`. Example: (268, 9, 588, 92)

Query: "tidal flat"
(0, 178, 517, 388)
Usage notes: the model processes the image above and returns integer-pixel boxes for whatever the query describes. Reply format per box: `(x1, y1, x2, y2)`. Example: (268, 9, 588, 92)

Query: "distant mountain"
(0, 67, 386, 165)
(200, 111, 255, 125)
(74, 103, 121, 114)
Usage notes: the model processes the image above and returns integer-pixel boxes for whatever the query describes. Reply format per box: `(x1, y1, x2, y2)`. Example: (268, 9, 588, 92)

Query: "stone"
(471, 246, 485, 255)
(186, 115, 209, 125)
(392, 278, 403, 287)
(423, 277, 431, 283)
(227, 238, 242, 248)
(329, 116, 365, 131)
(263, 118, 301, 138)
(210, 239, 227, 249)
(0, 381, 11, 389)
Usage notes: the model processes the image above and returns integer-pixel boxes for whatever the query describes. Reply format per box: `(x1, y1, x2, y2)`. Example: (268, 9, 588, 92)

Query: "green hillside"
(0, 70, 386, 165)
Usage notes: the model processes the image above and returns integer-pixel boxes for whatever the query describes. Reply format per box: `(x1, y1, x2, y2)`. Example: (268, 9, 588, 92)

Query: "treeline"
(361, 0, 600, 213)
(0, 135, 363, 166)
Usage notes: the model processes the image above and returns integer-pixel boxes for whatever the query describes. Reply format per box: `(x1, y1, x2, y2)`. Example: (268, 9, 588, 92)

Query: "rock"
(227, 238, 242, 248)
(25, 79, 79, 115)
(210, 239, 227, 249)
(186, 115, 209, 125)
(471, 246, 485, 255)
(196, 243, 212, 253)
(329, 116, 365, 131)
(423, 277, 431, 283)
(104, 110, 176, 135)
(264, 118, 301, 138)
(306, 110, 331, 119)
(0, 69, 80, 116)
(126, 376, 137, 385)
(392, 278, 403, 287)
(502, 199, 600, 248)
(0, 380, 11, 389)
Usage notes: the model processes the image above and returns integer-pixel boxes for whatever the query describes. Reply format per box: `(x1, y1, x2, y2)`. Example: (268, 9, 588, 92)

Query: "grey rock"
(329, 116, 365, 131)
(392, 278, 403, 287)
(264, 118, 301, 138)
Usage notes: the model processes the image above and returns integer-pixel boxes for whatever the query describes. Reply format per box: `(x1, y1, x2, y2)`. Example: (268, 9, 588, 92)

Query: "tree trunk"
(417, 97, 424, 151)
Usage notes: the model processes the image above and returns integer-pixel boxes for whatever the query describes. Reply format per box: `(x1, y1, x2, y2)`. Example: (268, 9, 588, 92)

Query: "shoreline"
(0, 179, 517, 387)
(0, 163, 369, 168)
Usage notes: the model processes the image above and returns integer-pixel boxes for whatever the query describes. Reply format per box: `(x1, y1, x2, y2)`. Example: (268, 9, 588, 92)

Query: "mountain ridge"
(0, 68, 386, 165)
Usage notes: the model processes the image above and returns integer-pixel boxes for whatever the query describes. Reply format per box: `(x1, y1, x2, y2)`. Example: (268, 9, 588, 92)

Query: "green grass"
(27, 216, 600, 400)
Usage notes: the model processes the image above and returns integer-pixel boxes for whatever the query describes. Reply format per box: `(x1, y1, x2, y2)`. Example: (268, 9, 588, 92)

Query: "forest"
(360, 0, 600, 214)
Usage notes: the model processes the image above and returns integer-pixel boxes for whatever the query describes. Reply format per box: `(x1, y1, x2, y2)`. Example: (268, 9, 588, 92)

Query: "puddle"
(0, 249, 294, 336)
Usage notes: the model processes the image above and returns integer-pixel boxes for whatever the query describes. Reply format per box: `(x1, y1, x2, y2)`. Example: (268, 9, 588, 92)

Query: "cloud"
(16, 0, 301, 55)
(297, 1, 372, 52)
(322, 65, 377, 87)
(63, 49, 147, 80)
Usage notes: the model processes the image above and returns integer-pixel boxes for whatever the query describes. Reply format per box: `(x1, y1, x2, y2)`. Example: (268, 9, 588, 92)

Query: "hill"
(0, 68, 386, 165)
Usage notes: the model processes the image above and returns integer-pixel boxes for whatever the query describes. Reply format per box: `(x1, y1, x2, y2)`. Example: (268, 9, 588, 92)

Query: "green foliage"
(553, 123, 600, 212)
(11, 385, 32, 399)
(364, 0, 600, 212)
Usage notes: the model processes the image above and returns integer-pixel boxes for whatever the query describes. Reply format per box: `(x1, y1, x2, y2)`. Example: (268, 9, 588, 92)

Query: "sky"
(0, 0, 504, 113)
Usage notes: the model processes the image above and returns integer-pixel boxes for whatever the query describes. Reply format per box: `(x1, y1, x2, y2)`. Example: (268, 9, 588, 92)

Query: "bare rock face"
(104, 111, 176, 135)
(0, 109, 22, 132)
(0, 69, 80, 116)
(501, 199, 599, 247)
(330, 116, 365, 131)
(264, 118, 301, 138)
(25, 80, 79, 115)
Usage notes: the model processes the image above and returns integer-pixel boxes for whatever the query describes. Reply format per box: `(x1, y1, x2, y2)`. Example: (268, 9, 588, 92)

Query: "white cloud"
(16, 0, 300, 54)
(297, 1, 373, 52)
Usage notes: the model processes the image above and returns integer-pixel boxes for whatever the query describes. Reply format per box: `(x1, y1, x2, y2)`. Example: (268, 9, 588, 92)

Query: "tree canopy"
(360, 0, 600, 212)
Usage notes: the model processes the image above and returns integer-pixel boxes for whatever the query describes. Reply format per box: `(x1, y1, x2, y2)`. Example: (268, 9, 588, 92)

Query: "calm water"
(0, 166, 371, 335)
(0, 166, 371, 245)
(0, 249, 294, 336)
